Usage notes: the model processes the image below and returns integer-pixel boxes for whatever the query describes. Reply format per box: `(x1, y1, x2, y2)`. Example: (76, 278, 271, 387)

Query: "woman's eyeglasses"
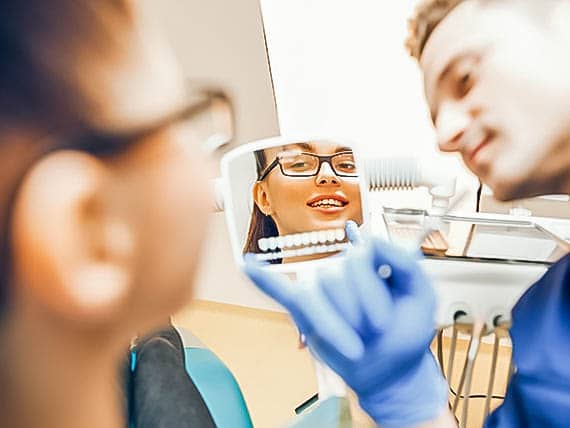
(258, 151, 358, 181)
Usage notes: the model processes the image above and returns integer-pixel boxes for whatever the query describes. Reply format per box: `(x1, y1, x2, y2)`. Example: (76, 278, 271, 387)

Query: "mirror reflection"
(229, 140, 363, 264)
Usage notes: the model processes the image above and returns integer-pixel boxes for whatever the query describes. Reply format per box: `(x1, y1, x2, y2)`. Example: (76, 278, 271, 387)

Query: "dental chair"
(129, 327, 253, 428)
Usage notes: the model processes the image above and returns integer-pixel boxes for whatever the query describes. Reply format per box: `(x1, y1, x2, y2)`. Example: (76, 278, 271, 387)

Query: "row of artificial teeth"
(258, 229, 346, 252)
(309, 199, 344, 207)
(256, 242, 350, 262)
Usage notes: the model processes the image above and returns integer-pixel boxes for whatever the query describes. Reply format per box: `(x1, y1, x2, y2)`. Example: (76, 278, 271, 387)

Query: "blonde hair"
(405, 0, 465, 60)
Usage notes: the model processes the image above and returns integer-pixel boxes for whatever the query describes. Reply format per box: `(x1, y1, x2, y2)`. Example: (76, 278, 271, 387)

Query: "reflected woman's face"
(254, 142, 363, 236)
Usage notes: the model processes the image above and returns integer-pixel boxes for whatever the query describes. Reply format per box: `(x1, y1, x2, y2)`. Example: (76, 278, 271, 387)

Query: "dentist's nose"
(435, 102, 471, 152)
(315, 162, 339, 186)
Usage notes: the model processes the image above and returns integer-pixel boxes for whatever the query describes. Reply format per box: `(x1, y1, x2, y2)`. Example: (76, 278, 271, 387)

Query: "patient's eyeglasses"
(0, 87, 234, 305)
(58, 89, 234, 157)
(258, 150, 358, 181)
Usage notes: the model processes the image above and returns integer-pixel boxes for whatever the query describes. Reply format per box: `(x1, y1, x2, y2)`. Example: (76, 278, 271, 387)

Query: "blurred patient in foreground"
(0, 1, 216, 427)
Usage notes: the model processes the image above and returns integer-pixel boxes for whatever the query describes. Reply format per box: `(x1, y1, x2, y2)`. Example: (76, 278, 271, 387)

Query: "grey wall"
(139, 0, 284, 311)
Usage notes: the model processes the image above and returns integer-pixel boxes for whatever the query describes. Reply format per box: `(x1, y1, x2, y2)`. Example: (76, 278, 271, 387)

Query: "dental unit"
(365, 156, 570, 427)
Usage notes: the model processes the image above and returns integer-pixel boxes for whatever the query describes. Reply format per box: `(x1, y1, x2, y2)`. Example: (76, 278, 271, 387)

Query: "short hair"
(405, 0, 466, 60)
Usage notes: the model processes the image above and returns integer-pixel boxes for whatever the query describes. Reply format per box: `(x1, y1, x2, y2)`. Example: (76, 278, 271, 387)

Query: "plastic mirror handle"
(244, 227, 448, 427)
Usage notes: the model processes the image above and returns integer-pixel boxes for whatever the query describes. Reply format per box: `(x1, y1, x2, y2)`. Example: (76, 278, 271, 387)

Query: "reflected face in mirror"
(244, 141, 363, 262)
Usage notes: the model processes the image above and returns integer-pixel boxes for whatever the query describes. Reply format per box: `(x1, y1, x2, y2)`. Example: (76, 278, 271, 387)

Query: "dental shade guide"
(255, 228, 349, 262)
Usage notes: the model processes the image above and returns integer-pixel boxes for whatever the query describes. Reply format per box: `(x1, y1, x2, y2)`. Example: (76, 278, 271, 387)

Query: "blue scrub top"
(486, 253, 570, 427)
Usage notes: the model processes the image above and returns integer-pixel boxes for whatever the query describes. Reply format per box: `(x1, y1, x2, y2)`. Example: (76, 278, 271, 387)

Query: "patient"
(0, 1, 229, 427)
(243, 141, 363, 263)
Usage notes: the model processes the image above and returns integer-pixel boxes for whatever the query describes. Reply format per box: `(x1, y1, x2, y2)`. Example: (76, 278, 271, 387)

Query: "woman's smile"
(306, 193, 349, 214)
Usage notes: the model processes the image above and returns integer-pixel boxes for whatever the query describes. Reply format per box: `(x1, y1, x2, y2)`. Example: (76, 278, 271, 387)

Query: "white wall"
(144, 1, 481, 312)
(139, 0, 284, 310)
(260, 0, 480, 210)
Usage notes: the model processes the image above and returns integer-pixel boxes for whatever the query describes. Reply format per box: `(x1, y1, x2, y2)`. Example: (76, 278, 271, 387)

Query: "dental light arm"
(364, 157, 457, 215)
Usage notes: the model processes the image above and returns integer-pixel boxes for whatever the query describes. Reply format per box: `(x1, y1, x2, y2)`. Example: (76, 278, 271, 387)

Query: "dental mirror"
(220, 136, 367, 271)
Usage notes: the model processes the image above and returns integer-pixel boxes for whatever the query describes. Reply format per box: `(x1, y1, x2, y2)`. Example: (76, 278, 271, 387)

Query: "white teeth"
(281, 249, 295, 259)
(259, 229, 346, 252)
(309, 198, 345, 208)
(258, 238, 269, 252)
(326, 230, 336, 243)
(310, 232, 319, 245)
(257, 228, 348, 258)
(293, 234, 303, 247)
(254, 241, 351, 262)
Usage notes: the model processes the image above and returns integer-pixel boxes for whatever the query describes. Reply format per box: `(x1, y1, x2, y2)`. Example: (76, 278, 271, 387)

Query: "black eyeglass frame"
(257, 151, 358, 181)
(59, 89, 233, 157)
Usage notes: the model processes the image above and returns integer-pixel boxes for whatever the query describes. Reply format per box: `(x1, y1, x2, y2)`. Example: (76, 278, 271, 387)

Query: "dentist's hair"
(0, 0, 131, 314)
(406, 0, 465, 60)
(406, 0, 559, 60)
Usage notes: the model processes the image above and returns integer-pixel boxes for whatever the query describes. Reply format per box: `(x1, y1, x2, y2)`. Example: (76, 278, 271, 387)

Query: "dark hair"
(406, 0, 464, 60)
(243, 150, 280, 262)
(0, 0, 132, 314)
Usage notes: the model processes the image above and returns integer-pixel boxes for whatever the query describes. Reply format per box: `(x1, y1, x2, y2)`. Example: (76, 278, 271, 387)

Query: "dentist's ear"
(11, 150, 135, 324)
(253, 181, 273, 215)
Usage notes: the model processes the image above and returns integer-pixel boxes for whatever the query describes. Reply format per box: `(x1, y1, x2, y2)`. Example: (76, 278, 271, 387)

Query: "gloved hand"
(244, 224, 448, 427)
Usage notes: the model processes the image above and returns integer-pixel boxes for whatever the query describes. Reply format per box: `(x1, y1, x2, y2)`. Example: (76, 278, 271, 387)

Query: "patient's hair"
(405, 0, 466, 60)
(0, 0, 132, 313)
(243, 150, 279, 258)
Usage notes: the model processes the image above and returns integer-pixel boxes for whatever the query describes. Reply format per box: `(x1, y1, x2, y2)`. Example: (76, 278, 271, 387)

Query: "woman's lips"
(306, 195, 348, 214)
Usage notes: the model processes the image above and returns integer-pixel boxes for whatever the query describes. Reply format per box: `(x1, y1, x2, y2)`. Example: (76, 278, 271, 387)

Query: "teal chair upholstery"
(130, 328, 253, 428)
(183, 346, 253, 428)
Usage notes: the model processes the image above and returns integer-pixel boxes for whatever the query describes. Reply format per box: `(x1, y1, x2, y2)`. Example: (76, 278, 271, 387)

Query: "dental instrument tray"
(383, 210, 569, 266)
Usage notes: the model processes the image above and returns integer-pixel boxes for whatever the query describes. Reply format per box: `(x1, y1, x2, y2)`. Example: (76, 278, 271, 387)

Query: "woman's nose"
(315, 161, 340, 185)
(435, 102, 471, 152)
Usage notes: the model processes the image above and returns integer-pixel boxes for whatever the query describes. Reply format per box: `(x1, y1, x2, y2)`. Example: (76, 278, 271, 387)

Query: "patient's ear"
(11, 150, 135, 323)
(253, 181, 273, 216)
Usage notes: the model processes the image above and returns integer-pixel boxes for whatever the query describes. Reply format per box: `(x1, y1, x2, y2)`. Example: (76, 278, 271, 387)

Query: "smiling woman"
(243, 140, 363, 263)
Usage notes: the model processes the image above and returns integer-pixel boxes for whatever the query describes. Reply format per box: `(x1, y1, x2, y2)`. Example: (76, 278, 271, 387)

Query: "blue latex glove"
(244, 224, 448, 427)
